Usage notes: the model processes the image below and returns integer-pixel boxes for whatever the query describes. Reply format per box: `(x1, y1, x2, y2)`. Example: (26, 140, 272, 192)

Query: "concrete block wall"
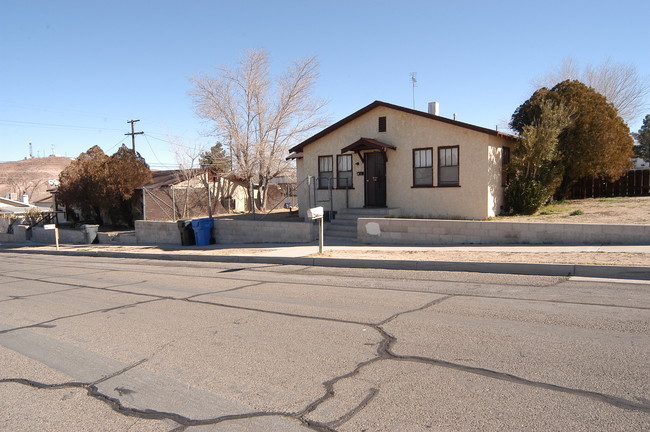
(214, 219, 315, 244)
(31, 227, 87, 244)
(135, 220, 181, 245)
(358, 218, 650, 245)
(0, 225, 29, 243)
(0, 218, 12, 233)
(97, 231, 138, 245)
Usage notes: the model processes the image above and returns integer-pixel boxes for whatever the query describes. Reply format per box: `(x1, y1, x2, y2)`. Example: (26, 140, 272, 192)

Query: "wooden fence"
(565, 169, 650, 199)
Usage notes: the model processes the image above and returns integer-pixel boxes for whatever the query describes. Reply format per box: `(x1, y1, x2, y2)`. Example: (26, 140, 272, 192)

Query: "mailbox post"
(307, 206, 324, 254)
(44, 224, 59, 251)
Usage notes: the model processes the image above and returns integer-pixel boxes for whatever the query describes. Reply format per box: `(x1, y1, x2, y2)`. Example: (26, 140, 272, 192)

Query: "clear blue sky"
(1, 0, 648, 168)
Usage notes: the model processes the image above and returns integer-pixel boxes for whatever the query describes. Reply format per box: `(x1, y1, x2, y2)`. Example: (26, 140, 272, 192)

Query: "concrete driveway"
(1, 252, 649, 431)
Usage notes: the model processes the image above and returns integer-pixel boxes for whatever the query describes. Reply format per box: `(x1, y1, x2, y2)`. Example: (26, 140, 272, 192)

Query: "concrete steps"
(325, 208, 400, 242)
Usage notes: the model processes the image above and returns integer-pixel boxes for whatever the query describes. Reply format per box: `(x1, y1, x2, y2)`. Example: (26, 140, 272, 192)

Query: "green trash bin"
(191, 218, 214, 246)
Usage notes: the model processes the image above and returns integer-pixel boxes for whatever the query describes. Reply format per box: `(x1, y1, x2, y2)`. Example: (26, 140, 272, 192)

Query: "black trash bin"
(177, 219, 196, 246)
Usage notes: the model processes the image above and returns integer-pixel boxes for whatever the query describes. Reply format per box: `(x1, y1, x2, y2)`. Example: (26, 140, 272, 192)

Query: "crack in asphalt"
(1, 273, 160, 299)
(391, 354, 650, 413)
(378, 295, 454, 326)
(326, 387, 379, 429)
(7, 255, 647, 311)
(0, 287, 83, 303)
(0, 298, 165, 335)
(92, 358, 149, 386)
(0, 377, 308, 430)
(2, 252, 565, 288)
(6, 254, 649, 314)
(7, 266, 647, 313)
(184, 281, 266, 298)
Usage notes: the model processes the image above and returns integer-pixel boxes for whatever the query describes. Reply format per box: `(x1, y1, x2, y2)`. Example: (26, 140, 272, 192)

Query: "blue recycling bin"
(191, 218, 214, 246)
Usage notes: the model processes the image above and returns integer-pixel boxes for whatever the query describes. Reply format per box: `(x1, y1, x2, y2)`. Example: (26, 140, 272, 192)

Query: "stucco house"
(287, 100, 516, 220)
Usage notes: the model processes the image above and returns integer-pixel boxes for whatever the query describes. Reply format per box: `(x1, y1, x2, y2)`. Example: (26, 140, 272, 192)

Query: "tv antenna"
(410, 72, 417, 109)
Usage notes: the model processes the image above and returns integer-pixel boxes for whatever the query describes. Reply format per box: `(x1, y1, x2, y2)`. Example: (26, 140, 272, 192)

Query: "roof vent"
(428, 102, 440, 116)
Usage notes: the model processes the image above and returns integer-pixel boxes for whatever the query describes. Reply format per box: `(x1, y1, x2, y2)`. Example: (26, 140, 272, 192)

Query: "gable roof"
(288, 100, 516, 154)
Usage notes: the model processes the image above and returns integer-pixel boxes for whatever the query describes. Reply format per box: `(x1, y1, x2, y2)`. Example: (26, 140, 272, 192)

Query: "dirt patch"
(491, 196, 650, 225)
(315, 250, 650, 267)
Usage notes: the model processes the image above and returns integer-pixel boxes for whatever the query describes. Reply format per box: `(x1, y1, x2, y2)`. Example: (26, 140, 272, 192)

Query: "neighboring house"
(632, 157, 649, 169)
(138, 169, 250, 220)
(287, 100, 516, 220)
(0, 195, 34, 215)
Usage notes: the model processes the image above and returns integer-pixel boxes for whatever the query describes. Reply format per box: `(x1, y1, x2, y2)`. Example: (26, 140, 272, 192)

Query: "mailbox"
(307, 206, 324, 219)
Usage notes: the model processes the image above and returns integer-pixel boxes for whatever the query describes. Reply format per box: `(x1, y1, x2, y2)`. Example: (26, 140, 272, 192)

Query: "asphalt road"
(1, 252, 649, 431)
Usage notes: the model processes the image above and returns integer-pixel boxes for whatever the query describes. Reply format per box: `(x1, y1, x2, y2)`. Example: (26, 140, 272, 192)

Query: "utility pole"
(126, 119, 144, 152)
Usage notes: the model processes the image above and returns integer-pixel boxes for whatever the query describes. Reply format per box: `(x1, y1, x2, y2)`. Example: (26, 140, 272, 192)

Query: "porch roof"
(341, 138, 396, 154)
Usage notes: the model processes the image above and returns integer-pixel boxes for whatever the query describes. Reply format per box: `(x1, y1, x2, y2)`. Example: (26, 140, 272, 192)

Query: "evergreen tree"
(634, 115, 650, 161)
(506, 100, 572, 214)
(511, 80, 634, 198)
(199, 142, 230, 172)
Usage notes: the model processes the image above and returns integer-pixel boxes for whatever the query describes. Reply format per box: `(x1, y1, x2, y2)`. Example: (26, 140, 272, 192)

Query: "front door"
(364, 152, 386, 207)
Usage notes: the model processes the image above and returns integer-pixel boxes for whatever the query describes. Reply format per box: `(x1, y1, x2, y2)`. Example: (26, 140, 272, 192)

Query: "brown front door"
(365, 152, 386, 207)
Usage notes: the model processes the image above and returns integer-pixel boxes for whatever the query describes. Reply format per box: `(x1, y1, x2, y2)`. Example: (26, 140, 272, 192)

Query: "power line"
(0, 118, 123, 132)
(144, 133, 173, 144)
(143, 133, 166, 166)
(106, 136, 129, 153)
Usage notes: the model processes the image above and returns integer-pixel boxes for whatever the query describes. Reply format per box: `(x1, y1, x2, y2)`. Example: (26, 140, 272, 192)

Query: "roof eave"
(288, 100, 517, 154)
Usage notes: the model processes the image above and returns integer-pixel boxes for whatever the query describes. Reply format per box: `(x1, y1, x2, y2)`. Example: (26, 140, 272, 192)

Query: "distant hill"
(0, 156, 73, 203)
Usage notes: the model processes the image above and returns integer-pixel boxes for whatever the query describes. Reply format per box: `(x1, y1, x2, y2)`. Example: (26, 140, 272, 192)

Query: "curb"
(3, 247, 650, 281)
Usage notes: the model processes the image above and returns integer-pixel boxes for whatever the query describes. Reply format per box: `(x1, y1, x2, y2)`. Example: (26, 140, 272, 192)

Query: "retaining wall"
(214, 219, 315, 244)
(135, 220, 181, 245)
(358, 218, 650, 245)
(30, 226, 100, 244)
(0, 225, 29, 243)
(97, 231, 138, 245)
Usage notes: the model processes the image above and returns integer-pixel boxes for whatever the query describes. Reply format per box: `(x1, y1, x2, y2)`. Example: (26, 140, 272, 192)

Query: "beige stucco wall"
(487, 142, 509, 217)
(297, 106, 513, 220)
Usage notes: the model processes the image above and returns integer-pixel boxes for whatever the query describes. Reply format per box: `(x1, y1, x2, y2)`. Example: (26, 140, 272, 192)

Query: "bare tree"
(190, 48, 327, 209)
(4, 171, 46, 201)
(533, 57, 649, 125)
(170, 137, 208, 219)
